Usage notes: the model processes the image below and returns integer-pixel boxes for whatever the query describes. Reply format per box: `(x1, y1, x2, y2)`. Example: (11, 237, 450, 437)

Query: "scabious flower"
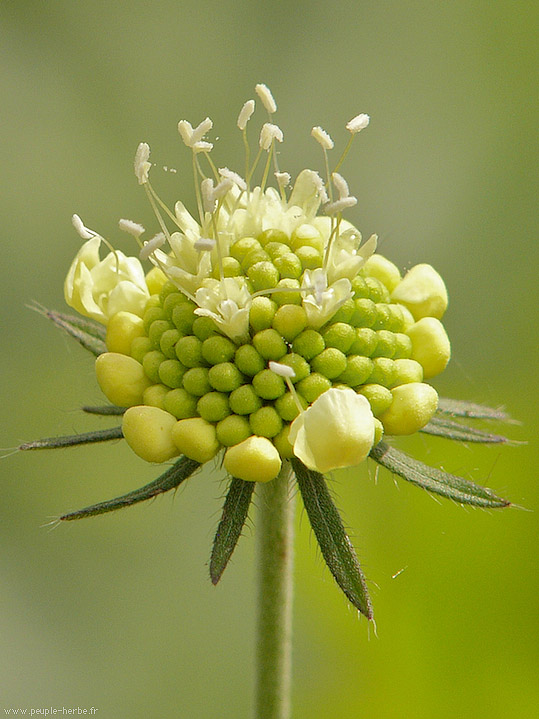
(23, 84, 513, 619)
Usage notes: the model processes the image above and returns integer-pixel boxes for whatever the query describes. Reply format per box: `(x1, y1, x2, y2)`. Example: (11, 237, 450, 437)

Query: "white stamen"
(309, 171, 329, 204)
(311, 126, 334, 150)
(201, 178, 217, 213)
(213, 178, 234, 200)
(178, 120, 194, 147)
(312, 273, 327, 305)
(72, 214, 95, 240)
(325, 197, 358, 214)
(346, 113, 370, 134)
(275, 171, 291, 189)
(219, 167, 247, 191)
(237, 100, 255, 130)
(118, 219, 145, 237)
(192, 140, 213, 154)
(269, 361, 296, 379)
(139, 232, 166, 261)
(194, 237, 216, 252)
(259, 123, 284, 151)
(255, 83, 277, 114)
(191, 117, 213, 145)
(134, 142, 151, 184)
(331, 172, 350, 199)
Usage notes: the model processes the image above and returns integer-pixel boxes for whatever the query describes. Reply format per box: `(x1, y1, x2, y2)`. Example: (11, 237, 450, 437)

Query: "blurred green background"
(1, 1, 537, 717)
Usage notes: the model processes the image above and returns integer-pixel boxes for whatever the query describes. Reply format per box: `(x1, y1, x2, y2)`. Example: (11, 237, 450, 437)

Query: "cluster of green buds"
(24, 84, 512, 618)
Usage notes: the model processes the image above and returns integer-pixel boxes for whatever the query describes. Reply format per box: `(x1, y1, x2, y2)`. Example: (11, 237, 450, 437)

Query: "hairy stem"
(254, 464, 295, 719)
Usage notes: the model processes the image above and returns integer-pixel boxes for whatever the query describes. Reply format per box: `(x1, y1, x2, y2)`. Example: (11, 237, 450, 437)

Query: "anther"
(219, 167, 247, 191)
(255, 83, 277, 114)
(346, 113, 370, 134)
(274, 171, 291, 189)
(325, 197, 358, 214)
(311, 126, 334, 150)
(194, 237, 216, 252)
(237, 100, 255, 130)
(72, 214, 96, 240)
(134, 142, 151, 184)
(268, 361, 296, 379)
(119, 219, 145, 237)
(259, 123, 283, 151)
(331, 172, 350, 199)
(139, 232, 166, 261)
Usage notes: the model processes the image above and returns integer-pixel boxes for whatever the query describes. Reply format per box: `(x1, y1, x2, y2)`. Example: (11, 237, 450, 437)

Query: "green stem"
(255, 463, 295, 719)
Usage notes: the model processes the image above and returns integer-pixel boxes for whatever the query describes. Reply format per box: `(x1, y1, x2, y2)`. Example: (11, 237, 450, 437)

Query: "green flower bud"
(273, 278, 302, 306)
(273, 253, 302, 279)
(272, 304, 308, 342)
(142, 350, 166, 383)
(216, 414, 252, 447)
(160, 328, 183, 358)
(292, 329, 325, 360)
(364, 276, 391, 303)
(145, 267, 168, 296)
(407, 317, 451, 379)
(249, 296, 277, 331)
(192, 316, 218, 341)
(322, 322, 356, 353)
(130, 336, 153, 363)
(311, 348, 348, 379)
(230, 237, 262, 262)
(351, 298, 377, 327)
(296, 245, 323, 270)
(249, 406, 283, 438)
(392, 358, 423, 386)
(163, 388, 198, 419)
(229, 384, 263, 415)
(197, 391, 230, 422)
(392, 332, 413, 359)
(373, 418, 384, 446)
(145, 295, 161, 310)
(171, 302, 196, 334)
(349, 327, 378, 356)
(296, 372, 332, 403)
(210, 256, 241, 278)
(171, 417, 220, 463)
(265, 241, 290, 259)
(371, 304, 392, 331)
(182, 367, 212, 396)
(253, 328, 287, 361)
(143, 306, 166, 332)
(277, 353, 310, 383)
(159, 281, 180, 304)
(367, 357, 396, 388)
(357, 383, 393, 417)
(175, 335, 204, 368)
(275, 392, 307, 421)
(330, 298, 356, 324)
(252, 369, 286, 400)
(158, 358, 187, 388)
(391, 264, 448, 320)
(290, 223, 324, 253)
(223, 436, 282, 483)
(201, 334, 236, 365)
(123, 406, 179, 463)
(106, 312, 145, 355)
(362, 254, 401, 293)
(241, 248, 270, 273)
(208, 362, 243, 392)
(248, 261, 280, 291)
(148, 319, 174, 349)
(258, 228, 290, 247)
(142, 383, 169, 409)
(273, 425, 294, 459)
(371, 330, 397, 358)
(163, 291, 188, 319)
(380, 382, 438, 435)
(337, 355, 374, 387)
(234, 344, 266, 376)
(351, 276, 369, 298)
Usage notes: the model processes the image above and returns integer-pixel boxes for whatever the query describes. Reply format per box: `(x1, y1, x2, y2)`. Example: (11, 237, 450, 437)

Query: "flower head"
(24, 83, 514, 620)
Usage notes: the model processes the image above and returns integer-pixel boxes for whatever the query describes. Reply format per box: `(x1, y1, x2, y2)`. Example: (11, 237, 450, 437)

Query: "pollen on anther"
(72, 214, 95, 240)
(139, 232, 166, 261)
(219, 167, 247, 191)
(119, 219, 145, 238)
(311, 126, 334, 150)
(269, 361, 296, 379)
(237, 100, 255, 130)
(346, 114, 370, 134)
(331, 172, 350, 199)
(255, 83, 277, 114)
(194, 237, 216, 252)
(259, 123, 284, 151)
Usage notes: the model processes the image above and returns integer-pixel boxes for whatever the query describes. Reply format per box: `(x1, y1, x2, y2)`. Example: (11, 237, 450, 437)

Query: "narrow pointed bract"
(292, 458, 373, 619)
(210, 477, 256, 585)
(370, 442, 510, 508)
(420, 415, 509, 444)
(19, 427, 123, 451)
